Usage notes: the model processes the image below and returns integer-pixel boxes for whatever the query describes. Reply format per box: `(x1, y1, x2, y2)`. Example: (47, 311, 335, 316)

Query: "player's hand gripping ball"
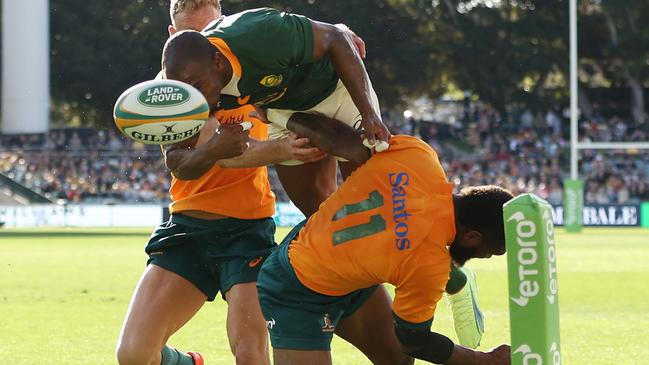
(114, 79, 209, 145)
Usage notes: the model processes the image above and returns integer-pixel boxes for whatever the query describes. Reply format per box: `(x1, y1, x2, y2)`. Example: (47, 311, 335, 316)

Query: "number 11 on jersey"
(331, 191, 386, 245)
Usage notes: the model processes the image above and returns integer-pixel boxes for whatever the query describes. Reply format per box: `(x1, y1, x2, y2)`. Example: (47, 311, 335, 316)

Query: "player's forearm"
(396, 327, 492, 365)
(165, 123, 250, 177)
(165, 145, 221, 180)
(217, 138, 287, 168)
(288, 112, 370, 165)
(444, 345, 482, 365)
(396, 328, 454, 364)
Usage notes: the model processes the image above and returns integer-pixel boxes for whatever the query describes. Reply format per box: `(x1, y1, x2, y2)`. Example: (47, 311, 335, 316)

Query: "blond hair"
(170, 0, 221, 19)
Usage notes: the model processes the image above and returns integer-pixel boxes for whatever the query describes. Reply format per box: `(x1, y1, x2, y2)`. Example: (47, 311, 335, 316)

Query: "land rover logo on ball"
(138, 85, 190, 107)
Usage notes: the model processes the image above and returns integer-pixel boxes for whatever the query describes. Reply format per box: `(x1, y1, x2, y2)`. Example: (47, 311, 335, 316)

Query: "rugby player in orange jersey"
(162, 9, 489, 351)
(115, 2, 327, 365)
(256, 134, 513, 365)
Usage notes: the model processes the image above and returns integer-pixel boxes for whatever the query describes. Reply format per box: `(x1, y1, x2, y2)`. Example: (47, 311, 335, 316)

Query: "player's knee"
(116, 340, 158, 365)
(365, 341, 413, 365)
(231, 339, 269, 365)
(369, 351, 414, 365)
(233, 349, 267, 365)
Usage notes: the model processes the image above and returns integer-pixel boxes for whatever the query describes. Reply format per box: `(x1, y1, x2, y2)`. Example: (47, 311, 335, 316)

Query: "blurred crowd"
(1, 106, 648, 205)
(396, 104, 649, 205)
(0, 129, 169, 203)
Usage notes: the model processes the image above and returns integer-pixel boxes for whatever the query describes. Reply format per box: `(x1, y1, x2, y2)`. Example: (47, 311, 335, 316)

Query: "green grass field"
(1, 227, 648, 364)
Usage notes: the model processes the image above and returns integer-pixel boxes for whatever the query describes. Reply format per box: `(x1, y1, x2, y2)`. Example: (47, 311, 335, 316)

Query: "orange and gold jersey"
(169, 104, 276, 219)
(289, 135, 455, 326)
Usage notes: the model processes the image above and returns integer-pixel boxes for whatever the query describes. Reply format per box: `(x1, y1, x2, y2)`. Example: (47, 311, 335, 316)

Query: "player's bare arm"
(253, 107, 368, 166)
(217, 133, 326, 168)
(163, 123, 249, 180)
(287, 112, 370, 165)
(310, 19, 390, 145)
(446, 344, 511, 365)
(396, 312, 511, 365)
(165, 125, 324, 173)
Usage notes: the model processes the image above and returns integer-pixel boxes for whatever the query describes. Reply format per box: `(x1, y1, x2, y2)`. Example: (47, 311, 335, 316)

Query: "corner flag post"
(504, 194, 561, 365)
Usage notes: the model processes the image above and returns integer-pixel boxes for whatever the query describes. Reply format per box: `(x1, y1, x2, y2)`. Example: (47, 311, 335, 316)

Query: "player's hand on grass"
(283, 132, 327, 163)
(361, 114, 391, 148)
(210, 123, 250, 159)
(479, 344, 510, 365)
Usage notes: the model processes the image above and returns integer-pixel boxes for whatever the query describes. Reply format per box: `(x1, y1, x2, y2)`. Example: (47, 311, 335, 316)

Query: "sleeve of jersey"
(257, 9, 314, 67)
(392, 262, 449, 331)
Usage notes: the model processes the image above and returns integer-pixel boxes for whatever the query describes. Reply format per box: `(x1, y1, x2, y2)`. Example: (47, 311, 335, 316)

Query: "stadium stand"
(0, 106, 647, 205)
(0, 129, 168, 203)
(408, 105, 649, 205)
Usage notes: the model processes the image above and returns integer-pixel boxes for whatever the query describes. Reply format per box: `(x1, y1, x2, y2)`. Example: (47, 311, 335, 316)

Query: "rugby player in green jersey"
(161, 7, 387, 217)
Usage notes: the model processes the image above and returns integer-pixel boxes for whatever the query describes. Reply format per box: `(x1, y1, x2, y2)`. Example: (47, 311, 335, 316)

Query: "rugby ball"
(114, 79, 209, 145)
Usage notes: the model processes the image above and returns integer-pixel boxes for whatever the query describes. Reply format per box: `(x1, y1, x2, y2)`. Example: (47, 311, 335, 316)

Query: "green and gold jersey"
(202, 7, 339, 111)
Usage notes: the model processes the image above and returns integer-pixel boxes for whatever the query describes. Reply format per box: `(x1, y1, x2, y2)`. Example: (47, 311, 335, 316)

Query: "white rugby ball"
(114, 79, 209, 145)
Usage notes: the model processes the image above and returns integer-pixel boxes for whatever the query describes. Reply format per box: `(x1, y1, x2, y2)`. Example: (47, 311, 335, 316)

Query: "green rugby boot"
(446, 266, 484, 349)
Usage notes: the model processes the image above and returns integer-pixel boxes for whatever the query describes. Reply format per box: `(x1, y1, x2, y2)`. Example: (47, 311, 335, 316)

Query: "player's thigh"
(117, 264, 207, 353)
(273, 349, 332, 365)
(275, 155, 338, 217)
(224, 282, 270, 360)
(335, 285, 413, 365)
(257, 242, 341, 354)
(332, 80, 381, 129)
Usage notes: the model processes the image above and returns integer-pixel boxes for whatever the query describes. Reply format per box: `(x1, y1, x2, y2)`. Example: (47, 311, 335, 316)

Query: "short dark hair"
(161, 30, 215, 79)
(456, 185, 514, 250)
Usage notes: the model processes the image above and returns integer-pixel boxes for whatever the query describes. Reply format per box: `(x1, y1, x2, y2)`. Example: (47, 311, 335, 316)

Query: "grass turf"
(1, 227, 648, 364)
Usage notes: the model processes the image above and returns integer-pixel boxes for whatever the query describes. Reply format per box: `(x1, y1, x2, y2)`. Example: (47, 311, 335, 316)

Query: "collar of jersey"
(207, 37, 242, 78)
(206, 37, 242, 96)
(221, 72, 241, 97)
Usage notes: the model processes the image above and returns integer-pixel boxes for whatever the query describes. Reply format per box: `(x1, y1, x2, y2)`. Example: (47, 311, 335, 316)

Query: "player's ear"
(168, 24, 177, 36)
(461, 230, 482, 248)
(212, 51, 228, 71)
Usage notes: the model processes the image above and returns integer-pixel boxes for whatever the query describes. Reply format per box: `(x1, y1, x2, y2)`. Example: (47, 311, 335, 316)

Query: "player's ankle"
(161, 346, 197, 365)
(187, 351, 204, 365)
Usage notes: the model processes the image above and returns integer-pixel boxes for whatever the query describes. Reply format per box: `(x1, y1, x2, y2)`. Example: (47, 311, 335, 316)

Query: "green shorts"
(145, 214, 276, 301)
(257, 221, 379, 350)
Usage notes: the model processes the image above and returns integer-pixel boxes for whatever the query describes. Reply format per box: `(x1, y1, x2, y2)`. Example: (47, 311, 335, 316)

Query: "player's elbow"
(169, 164, 202, 180)
(165, 154, 201, 180)
(394, 326, 455, 364)
(326, 25, 348, 50)
(394, 327, 423, 357)
(171, 169, 201, 180)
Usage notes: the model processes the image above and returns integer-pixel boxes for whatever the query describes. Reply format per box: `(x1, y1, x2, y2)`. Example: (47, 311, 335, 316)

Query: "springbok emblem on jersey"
(260, 74, 283, 87)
